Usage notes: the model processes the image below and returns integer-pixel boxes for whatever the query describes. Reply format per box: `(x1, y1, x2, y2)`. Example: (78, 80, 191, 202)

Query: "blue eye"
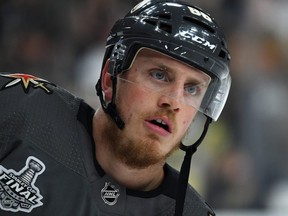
(151, 70, 167, 81)
(184, 84, 200, 96)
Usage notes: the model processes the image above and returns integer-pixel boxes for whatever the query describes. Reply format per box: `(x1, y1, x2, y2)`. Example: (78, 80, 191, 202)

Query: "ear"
(101, 59, 113, 101)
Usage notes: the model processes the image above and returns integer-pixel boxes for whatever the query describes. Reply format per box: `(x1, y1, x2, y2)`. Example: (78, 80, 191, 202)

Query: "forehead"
(130, 48, 210, 82)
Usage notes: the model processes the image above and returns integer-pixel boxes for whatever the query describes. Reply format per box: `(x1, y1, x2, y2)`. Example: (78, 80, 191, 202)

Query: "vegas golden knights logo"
(0, 156, 46, 213)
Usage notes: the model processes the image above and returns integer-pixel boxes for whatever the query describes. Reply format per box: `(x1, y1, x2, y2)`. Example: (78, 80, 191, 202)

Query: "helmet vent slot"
(158, 22, 172, 34)
(143, 18, 172, 34)
(219, 49, 227, 59)
(154, 13, 171, 20)
(143, 18, 157, 26)
(183, 16, 215, 34)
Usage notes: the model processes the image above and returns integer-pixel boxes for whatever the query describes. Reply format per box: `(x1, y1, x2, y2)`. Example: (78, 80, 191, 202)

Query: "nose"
(157, 84, 183, 112)
(158, 95, 180, 112)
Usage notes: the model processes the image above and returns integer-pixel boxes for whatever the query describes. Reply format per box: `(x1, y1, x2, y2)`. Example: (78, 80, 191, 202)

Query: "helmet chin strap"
(96, 75, 125, 130)
(175, 116, 212, 216)
(106, 103, 125, 129)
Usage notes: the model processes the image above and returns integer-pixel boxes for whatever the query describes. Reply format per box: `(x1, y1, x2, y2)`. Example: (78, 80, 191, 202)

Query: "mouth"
(146, 117, 172, 135)
(150, 119, 170, 132)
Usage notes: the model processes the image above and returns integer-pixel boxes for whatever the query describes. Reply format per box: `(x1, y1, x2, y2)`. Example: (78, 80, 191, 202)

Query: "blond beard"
(102, 110, 180, 169)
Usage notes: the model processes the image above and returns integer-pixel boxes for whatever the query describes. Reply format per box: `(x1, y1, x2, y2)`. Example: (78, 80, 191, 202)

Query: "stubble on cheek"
(103, 120, 166, 169)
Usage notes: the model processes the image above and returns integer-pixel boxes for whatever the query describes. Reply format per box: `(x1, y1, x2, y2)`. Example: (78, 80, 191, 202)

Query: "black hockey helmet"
(97, 0, 231, 123)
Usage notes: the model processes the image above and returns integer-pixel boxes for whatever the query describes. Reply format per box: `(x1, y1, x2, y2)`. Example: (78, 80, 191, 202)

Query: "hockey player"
(0, 0, 231, 215)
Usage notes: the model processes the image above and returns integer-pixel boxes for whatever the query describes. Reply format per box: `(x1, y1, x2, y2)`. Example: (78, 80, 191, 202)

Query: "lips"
(150, 119, 170, 132)
(145, 116, 172, 136)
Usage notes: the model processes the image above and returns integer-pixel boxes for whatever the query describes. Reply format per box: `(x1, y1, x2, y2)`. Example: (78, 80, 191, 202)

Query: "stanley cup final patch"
(0, 156, 46, 213)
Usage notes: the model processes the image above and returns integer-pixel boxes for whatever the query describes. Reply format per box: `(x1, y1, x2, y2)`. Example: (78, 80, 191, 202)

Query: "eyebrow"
(138, 50, 211, 82)
(155, 61, 210, 84)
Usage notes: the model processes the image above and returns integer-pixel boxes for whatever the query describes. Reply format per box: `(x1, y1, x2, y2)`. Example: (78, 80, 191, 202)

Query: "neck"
(93, 109, 165, 191)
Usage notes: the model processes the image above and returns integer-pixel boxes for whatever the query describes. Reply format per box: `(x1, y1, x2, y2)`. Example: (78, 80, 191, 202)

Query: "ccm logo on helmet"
(188, 6, 213, 23)
(179, 30, 216, 51)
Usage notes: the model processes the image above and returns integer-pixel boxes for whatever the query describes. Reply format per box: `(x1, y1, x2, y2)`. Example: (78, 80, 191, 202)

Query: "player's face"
(103, 48, 210, 168)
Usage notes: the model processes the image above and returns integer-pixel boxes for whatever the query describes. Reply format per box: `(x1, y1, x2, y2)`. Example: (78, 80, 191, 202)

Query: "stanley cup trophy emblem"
(0, 156, 46, 213)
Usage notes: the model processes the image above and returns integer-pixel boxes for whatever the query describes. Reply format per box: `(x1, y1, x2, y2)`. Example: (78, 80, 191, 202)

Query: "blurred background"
(0, 0, 287, 215)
